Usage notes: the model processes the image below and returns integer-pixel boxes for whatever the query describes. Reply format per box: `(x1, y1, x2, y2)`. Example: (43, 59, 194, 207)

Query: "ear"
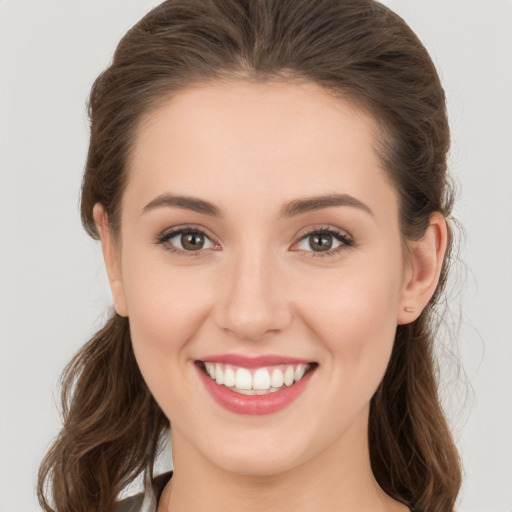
(93, 203, 128, 317)
(397, 212, 448, 325)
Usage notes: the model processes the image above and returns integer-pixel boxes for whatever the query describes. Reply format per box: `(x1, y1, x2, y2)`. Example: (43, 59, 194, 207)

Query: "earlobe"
(92, 204, 128, 317)
(397, 212, 448, 325)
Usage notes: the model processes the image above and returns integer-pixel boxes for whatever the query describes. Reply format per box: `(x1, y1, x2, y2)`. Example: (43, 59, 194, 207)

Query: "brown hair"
(38, 1, 461, 511)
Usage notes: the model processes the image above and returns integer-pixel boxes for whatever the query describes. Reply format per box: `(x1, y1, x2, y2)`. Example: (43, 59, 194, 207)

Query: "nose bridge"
(215, 239, 291, 341)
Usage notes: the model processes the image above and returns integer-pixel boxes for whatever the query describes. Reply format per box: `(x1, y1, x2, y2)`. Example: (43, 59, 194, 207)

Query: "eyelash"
(154, 225, 218, 259)
(154, 225, 354, 259)
(294, 227, 354, 258)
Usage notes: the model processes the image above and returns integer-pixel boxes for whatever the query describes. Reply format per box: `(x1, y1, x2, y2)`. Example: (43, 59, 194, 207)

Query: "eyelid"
(290, 225, 354, 257)
(154, 224, 220, 257)
(155, 223, 354, 258)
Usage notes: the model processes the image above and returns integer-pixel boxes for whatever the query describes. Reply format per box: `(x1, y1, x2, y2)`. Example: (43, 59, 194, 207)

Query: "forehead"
(126, 80, 397, 220)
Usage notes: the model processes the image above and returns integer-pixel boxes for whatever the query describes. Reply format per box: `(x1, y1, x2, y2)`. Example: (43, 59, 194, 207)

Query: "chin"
(214, 449, 304, 477)
(194, 425, 313, 477)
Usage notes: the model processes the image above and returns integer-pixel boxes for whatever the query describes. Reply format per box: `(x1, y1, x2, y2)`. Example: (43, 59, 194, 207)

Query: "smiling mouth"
(196, 360, 318, 396)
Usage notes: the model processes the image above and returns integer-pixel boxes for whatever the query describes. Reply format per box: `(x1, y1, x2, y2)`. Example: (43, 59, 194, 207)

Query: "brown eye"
(292, 227, 354, 257)
(308, 233, 333, 252)
(180, 232, 206, 251)
(157, 228, 217, 255)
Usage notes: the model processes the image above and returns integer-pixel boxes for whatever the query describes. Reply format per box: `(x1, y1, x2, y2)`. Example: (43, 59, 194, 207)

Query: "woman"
(38, 0, 462, 511)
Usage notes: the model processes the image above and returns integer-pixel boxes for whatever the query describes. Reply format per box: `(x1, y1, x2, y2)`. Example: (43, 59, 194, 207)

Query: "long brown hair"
(38, 1, 461, 511)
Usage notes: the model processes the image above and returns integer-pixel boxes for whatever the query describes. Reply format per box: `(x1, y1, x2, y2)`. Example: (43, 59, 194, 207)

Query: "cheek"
(120, 253, 213, 391)
(298, 260, 401, 387)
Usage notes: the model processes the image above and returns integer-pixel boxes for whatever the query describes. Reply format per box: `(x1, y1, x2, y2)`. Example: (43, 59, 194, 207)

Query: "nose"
(213, 245, 292, 342)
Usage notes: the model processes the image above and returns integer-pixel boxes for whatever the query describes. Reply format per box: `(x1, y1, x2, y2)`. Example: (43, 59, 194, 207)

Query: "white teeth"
(270, 368, 284, 388)
(284, 366, 295, 386)
(235, 387, 282, 395)
(235, 388, 258, 395)
(215, 363, 224, 385)
(253, 368, 271, 390)
(224, 367, 235, 387)
(294, 364, 306, 382)
(235, 368, 253, 390)
(205, 362, 215, 378)
(202, 361, 313, 394)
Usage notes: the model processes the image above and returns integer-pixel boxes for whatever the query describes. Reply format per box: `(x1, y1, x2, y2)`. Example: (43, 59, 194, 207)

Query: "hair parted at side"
(38, 1, 461, 511)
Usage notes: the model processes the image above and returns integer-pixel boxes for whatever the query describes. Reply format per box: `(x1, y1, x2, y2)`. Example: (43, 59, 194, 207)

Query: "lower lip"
(196, 363, 316, 415)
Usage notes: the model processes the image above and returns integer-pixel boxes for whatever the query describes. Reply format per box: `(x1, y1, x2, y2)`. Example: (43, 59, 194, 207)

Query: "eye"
(155, 227, 218, 256)
(292, 227, 354, 257)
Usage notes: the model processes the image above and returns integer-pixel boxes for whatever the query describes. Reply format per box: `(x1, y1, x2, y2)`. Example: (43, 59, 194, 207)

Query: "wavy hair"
(38, 1, 461, 511)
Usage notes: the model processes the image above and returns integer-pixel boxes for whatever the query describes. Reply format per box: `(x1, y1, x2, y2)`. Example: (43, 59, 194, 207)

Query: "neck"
(161, 413, 408, 512)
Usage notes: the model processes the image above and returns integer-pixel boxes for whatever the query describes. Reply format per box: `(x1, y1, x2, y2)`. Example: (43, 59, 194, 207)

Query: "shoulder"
(114, 472, 173, 512)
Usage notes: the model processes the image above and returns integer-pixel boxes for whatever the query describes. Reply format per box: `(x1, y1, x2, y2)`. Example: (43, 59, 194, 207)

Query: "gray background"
(1, 1, 511, 510)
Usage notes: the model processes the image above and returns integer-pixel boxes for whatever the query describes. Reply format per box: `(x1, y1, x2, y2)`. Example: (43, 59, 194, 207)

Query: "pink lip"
(198, 353, 313, 368)
(195, 361, 317, 416)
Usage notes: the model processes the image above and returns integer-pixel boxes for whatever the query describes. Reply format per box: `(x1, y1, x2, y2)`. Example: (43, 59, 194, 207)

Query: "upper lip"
(198, 354, 315, 368)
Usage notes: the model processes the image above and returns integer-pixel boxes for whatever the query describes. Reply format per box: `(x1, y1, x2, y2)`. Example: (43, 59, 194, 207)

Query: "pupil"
(310, 234, 332, 251)
(182, 232, 204, 250)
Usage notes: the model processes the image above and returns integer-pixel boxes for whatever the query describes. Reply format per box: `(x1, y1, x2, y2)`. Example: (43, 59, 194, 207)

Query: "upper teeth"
(203, 362, 311, 395)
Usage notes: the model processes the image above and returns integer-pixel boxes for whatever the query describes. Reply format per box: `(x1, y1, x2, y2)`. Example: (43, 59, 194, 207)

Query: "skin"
(94, 80, 447, 512)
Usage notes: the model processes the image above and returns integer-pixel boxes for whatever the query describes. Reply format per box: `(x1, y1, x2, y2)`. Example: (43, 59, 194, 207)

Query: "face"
(100, 80, 418, 477)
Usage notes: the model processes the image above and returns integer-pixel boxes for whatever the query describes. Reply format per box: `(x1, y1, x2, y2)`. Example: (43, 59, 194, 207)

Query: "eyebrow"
(280, 193, 373, 218)
(142, 192, 373, 218)
(143, 194, 221, 216)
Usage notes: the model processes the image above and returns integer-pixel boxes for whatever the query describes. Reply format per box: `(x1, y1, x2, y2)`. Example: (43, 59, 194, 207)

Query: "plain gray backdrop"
(1, 1, 511, 511)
